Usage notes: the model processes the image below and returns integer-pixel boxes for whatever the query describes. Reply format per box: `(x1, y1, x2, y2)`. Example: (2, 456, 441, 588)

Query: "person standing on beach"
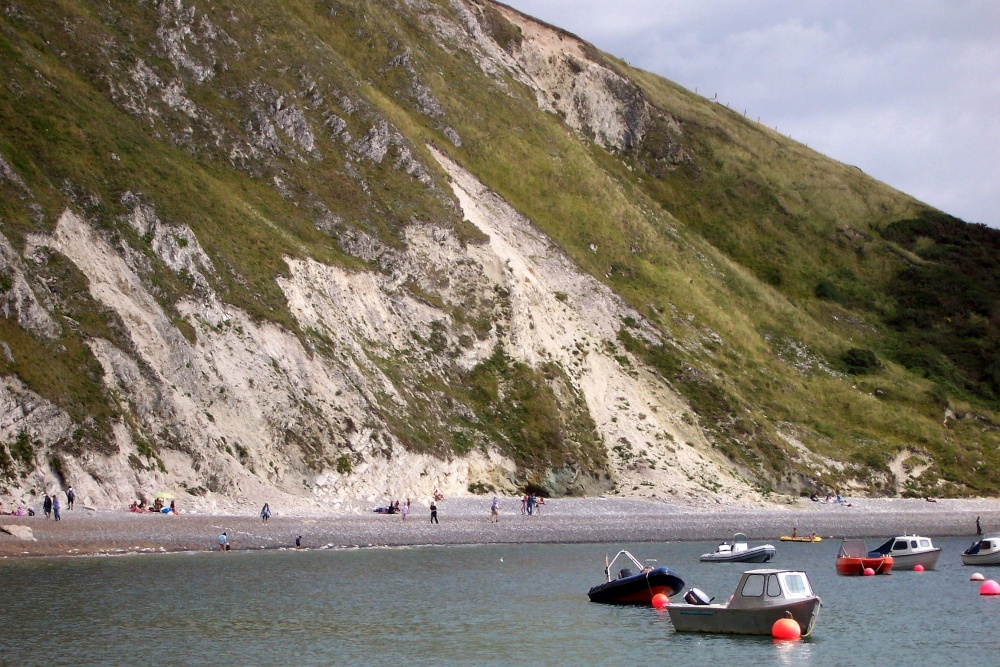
(526, 494, 535, 516)
(977, 516, 983, 535)
(430, 501, 439, 524)
(295, 536, 302, 549)
(52, 494, 61, 521)
(66, 486, 75, 510)
(43, 494, 52, 519)
(401, 501, 409, 521)
(260, 503, 271, 524)
(521, 494, 527, 515)
(219, 532, 229, 552)
(490, 496, 500, 523)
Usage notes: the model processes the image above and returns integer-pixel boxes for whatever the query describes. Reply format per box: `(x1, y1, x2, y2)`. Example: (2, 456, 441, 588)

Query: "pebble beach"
(4, 496, 1000, 559)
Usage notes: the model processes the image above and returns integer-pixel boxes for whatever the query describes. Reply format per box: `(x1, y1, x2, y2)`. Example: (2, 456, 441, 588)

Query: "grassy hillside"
(1, 0, 998, 496)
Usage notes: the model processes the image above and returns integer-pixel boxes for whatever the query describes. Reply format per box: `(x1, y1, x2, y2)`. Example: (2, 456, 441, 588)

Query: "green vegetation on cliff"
(1, 0, 998, 496)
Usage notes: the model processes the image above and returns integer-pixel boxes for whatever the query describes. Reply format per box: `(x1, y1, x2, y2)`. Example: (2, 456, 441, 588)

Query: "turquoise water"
(1, 537, 997, 666)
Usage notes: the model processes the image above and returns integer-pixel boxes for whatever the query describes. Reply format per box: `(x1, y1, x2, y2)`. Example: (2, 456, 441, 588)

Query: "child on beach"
(490, 496, 500, 523)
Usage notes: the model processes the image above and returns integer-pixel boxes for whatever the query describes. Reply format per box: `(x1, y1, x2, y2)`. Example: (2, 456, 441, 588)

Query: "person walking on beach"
(43, 494, 52, 519)
(977, 516, 983, 535)
(260, 503, 271, 524)
(526, 494, 536, 516)
(490, 496, 500, 523)
(295, 536, 302, 549)
(52, 494, 61, 521)
(219, 532, 229, 552)
(401, 501, 409, 521)
(430, 501, 439, 524)
(66, 486, 75, 510)
(521, 493, 528, 515)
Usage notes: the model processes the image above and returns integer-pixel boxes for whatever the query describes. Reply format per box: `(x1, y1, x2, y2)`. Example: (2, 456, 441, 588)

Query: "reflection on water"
(773, 638, 814, 666)
(0, 537, 994, 666)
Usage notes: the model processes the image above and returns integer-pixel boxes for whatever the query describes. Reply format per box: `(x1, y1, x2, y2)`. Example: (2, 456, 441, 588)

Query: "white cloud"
(503, 1, 1000, 226)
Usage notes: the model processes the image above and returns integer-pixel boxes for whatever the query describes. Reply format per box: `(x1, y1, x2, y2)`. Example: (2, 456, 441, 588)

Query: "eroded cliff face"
(2, 149, 758, 510)
(0, 0, 762, 511)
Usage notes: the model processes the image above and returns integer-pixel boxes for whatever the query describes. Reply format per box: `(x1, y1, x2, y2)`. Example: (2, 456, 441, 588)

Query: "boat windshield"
(778, 572, 813, 599)
(839, 539, 868, 558)
(740, 574, 765, 597)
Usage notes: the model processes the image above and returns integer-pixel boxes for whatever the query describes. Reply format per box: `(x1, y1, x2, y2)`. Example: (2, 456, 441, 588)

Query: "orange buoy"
(772, 617, 801, 640)
(971, 572, 985, 581)
(979, 579, 1000, 596)
(651, 592, 670, 608)
(862, 567, 875, 576)
(913, 564, 924, 572)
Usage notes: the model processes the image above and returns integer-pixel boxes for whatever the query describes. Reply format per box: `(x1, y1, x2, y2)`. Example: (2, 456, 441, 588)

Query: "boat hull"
(700, 545, 776, 563)
(587, 567, 685, 605)
(891, 549, 941, 570)
(836, 556, 893, 575)
(668, 597, 821, 636)
(961, 551, 1000, 566)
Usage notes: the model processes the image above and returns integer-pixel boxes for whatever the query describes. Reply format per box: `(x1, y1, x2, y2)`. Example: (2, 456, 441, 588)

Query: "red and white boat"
(835, 539, 893, 575)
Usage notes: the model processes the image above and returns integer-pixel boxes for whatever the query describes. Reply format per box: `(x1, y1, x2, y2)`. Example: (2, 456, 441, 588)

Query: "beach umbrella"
(154, 492, 174, 500)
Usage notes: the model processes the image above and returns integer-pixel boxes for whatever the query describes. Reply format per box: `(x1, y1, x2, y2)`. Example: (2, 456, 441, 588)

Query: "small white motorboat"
(700, 533, 776, 563)
(668, 569, 822, 636)
(962, 534, 1000, 566)
(868, 534, 942, 570)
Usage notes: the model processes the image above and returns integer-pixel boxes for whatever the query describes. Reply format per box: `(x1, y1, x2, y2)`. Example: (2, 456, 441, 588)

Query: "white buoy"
(971, 572, 985, 581)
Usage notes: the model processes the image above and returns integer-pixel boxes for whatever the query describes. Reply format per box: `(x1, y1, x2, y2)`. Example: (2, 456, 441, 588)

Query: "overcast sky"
(503, 1, 999, 228)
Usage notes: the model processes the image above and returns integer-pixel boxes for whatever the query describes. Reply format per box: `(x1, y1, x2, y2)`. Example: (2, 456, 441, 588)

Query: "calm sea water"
(1, 536, 997, 666)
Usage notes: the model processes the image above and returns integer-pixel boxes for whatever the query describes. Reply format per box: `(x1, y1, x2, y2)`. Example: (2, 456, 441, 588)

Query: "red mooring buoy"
(772, 617, 801, 640)
(979, 579, 1000, 596)
(651, 592, 669, 608)
(862, 567, 875, 576)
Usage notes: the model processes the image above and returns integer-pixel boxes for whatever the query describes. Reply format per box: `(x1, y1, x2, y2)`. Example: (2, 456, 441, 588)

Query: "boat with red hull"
(836, 539, 893, 575)
(587, 550, 685, 605)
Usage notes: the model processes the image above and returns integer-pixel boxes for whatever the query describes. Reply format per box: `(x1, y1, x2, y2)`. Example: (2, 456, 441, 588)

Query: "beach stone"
(0, 525, 37, 541)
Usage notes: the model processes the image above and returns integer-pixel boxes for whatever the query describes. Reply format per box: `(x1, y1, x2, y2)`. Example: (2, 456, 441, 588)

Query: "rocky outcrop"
(0, 524, 35, 541)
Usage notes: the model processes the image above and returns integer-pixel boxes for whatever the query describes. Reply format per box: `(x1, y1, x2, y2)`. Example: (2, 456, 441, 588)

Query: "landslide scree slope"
(0, 0, 998, 505)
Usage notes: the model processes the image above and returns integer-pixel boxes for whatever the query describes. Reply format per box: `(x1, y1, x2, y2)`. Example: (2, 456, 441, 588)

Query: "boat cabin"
(727, 569, 816, 609)
(965, 534, 1000, 556)
(869, 535, 935, 557)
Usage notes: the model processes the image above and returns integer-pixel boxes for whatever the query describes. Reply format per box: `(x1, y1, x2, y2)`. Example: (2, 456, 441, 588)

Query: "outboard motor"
(684, 588, 712, 605)
(618, 568, 634, 579)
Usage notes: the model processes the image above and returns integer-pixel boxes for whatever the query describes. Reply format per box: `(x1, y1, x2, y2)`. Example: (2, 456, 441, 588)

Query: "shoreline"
(3, 496, 1000, 560)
